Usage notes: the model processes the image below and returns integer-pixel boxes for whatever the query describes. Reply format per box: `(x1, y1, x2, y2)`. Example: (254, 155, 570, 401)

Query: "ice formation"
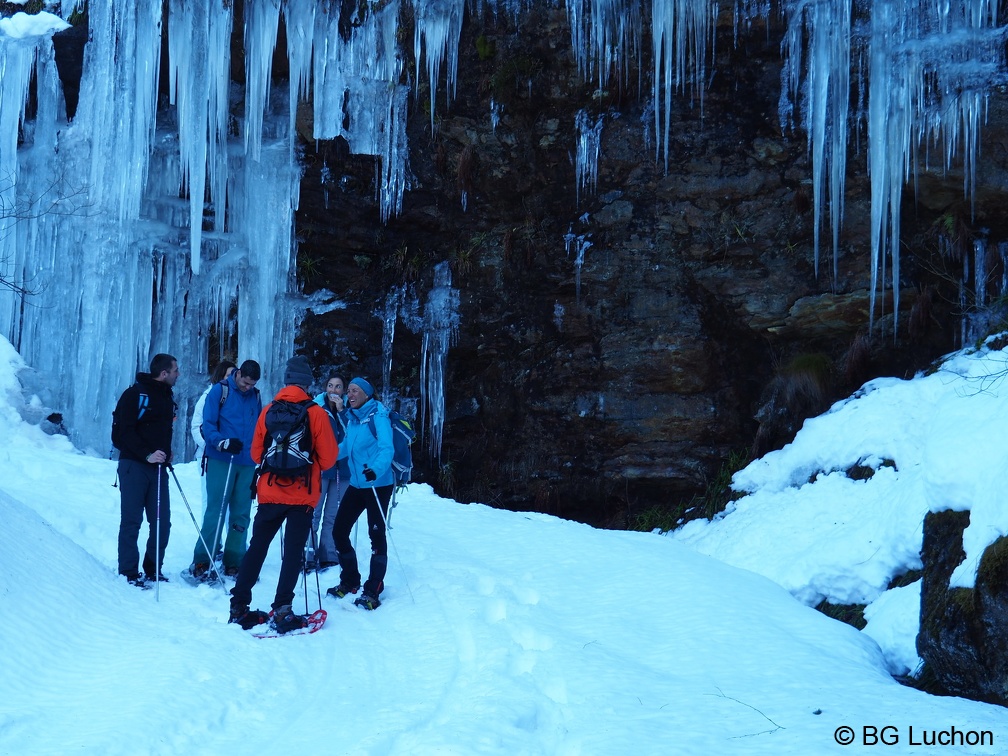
(2, 0, 1007, 462)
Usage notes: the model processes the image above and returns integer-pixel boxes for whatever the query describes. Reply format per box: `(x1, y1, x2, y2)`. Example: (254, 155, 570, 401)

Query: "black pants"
(332, 484, 393, 596)
(117, 459, 170, 578)
(231, 503, 313, 611)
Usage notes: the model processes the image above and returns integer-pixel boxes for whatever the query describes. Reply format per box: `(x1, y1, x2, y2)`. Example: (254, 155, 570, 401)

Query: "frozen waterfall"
(3, 0, 1008, 463)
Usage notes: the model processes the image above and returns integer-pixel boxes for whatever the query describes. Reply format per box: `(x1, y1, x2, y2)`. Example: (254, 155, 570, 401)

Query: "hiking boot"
(190, 563, 221, 584)
(125, 574, 150, 589)
(271, 605, 308, 634)
(229, 605, 269, 631)
(353, 591, 381, 611)
(326, 582, 360, 599)
(144, 572, 169, 582)
(224, 566, 239, 578)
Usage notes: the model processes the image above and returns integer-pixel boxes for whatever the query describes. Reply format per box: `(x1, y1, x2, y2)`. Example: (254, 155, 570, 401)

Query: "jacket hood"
(274, 385, 312, 403)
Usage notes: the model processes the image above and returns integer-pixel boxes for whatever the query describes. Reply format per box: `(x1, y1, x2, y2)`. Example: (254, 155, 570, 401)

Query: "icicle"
(575, 109, 604, 207)
(382, 285, 404, 400)
(0, 33, 38, 306)
(313, 0, 407, 221)
(490, 98, 501, 132)
(999, 241, 1008, 298)
(243, 0, 281, 162)
(564, 228, 593, 306)
(566, 0, 642, 90)
(168, 0, 234, 275)
(745, 0, 1007, 330)
(651, 0, 716, 171)
(412, 0, 466, 132)
(974, 238, 987, 308)
(420, 262, 459, 465)
(283, 0, 316, 181)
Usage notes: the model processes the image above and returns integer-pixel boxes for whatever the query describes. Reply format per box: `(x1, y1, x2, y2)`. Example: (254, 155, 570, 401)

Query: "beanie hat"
(349, 376, 375, 398)
(283, 355, 314, 388)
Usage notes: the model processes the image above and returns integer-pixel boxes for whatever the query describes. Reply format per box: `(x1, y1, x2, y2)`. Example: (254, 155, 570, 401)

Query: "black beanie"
(283, 355, 313, 388)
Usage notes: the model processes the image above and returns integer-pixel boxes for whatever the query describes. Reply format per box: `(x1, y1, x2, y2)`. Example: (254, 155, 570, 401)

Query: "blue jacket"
(314, 392, 350, 481)
(339, 397, 394, 488)
(201, 374, 262, 467)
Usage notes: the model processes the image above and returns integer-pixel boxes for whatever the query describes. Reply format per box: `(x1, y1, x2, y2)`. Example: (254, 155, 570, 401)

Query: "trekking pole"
(156, 465, 162, 603)
(210, 456, 235, 575)
(301, 552, 309, 615)
(386, 486, 400, 530)
(298, 521, 310, 614)
(167, 465, 228, 591)
(309, 525, 322, 610)
(371, 487, 414, 603)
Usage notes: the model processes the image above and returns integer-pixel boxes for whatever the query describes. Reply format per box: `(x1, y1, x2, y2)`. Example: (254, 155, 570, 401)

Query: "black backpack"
(258, 399, 314, 488)
(111, 387, 149, 451)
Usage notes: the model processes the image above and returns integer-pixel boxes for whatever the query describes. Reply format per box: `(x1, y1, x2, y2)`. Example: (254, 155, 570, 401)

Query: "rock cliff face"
(294, 5, 991, 525)
(918, 511, 1008, 706)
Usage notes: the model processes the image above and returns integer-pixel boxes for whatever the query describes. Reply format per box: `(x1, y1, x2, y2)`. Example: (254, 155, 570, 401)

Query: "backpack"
(258, 399, 315, 488)
(367, 410, 416, 486)
(111, 387, 149, 450)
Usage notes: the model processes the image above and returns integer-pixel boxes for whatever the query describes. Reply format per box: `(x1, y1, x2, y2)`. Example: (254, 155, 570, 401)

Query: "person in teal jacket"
(188, 359, 261, 580)
(326, 376, 394, 610)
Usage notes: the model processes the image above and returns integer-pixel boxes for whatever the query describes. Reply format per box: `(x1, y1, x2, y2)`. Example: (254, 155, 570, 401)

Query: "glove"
(218, 438, 243, 454)
(363, 465, 376, 482)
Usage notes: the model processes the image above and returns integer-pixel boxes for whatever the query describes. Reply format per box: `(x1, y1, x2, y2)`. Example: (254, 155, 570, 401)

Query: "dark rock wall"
(918, 511, 1008, 705)
(293, 5, 990, 525)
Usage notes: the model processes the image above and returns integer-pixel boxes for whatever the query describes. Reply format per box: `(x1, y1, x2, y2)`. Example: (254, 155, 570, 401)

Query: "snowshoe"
(252, 609, 326, 639)
(229, 607, 270, 631)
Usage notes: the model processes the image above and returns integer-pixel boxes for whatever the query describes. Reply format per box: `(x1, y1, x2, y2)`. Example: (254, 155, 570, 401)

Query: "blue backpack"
(367, 410, 416, 486)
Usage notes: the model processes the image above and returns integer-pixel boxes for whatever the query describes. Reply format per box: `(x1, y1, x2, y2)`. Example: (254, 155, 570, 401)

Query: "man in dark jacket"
(188, 359, 261, 581)
(112, 353, 179, 587)
(229, 355, 337, 633)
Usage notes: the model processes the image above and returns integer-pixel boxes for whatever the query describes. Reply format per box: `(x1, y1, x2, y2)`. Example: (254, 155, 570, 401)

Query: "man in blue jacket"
(188, 359, 262, 581)
(325, 376, 395, 610)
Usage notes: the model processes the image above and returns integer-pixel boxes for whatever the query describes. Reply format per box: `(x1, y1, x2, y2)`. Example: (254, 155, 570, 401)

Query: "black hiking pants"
(332, 484, 393, 596)
(117, 459, 170, 578)
(231, 503, 313, 611)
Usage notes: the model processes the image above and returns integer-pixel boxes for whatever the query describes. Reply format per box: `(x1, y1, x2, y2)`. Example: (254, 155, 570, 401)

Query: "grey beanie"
(283, 355, 314, 388)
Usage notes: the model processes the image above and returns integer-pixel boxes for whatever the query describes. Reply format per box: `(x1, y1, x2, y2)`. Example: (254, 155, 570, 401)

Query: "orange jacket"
(251, 385, 338, 506)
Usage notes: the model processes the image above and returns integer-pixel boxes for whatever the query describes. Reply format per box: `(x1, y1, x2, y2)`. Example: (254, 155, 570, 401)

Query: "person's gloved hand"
(218, 438, 243, 454)
(363, 465, 376, 482)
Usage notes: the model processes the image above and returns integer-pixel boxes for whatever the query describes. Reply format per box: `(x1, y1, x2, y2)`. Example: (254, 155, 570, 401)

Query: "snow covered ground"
(1, 333, 1006, 754)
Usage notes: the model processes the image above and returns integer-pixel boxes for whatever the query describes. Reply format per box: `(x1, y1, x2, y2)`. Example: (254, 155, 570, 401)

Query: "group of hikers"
(112, 352, 400, 634)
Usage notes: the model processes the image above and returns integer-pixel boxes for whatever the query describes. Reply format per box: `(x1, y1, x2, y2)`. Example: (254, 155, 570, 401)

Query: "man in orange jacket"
(228, 355, 338, 633)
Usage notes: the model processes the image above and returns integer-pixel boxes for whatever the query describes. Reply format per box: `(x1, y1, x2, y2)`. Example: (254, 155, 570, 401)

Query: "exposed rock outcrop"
(918, 511, 1008, 705)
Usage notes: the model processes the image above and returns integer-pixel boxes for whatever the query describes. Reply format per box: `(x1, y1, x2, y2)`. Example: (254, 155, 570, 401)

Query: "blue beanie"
(349, 376, 375, 398)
